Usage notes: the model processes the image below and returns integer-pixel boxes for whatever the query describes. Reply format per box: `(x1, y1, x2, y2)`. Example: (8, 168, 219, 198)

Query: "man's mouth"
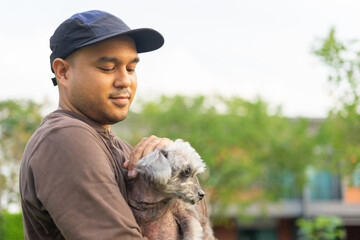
(110, 95, 130, 107)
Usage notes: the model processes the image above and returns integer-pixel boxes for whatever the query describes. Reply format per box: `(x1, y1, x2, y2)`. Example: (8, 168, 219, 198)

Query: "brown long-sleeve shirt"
(20, 109, 147, 239)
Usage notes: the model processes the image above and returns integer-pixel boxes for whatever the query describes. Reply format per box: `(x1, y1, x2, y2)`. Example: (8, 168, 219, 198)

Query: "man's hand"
(123, 135, 172, 178)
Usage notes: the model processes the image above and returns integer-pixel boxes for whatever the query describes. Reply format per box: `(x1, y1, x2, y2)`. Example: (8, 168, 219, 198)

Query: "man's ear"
(135, 149, 171, 185)
(52, 58, 71, 88)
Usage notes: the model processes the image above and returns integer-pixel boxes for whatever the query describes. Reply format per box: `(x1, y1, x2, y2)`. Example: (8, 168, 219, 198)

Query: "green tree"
(296, 216, 346, 240)
(313, 28, 360, 179)
(115, 95, 315, 220)
(313, 28, 360, 110)
(0, 100, 43, 211)
(0, 211, 25, 240)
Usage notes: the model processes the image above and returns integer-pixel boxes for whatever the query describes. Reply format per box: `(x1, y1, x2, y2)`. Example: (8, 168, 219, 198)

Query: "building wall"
(213, 225, 237, 240)
(346, 226, 360, 240)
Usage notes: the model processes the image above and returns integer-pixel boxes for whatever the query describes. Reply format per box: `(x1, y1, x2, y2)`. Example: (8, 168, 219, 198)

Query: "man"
(19, 10, 207, 239)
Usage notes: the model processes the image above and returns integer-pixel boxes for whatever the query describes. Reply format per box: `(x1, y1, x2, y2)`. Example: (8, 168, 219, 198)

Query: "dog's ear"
(135, 149, 172, 185)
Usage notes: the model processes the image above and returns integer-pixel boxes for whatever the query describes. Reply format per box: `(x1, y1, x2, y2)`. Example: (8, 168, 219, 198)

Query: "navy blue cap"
(50, 10, 164, 86)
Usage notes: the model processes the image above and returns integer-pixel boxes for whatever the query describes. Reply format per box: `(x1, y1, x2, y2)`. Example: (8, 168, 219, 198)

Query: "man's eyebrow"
(96, 56, 140, 63)
(132, 57, 140, 63)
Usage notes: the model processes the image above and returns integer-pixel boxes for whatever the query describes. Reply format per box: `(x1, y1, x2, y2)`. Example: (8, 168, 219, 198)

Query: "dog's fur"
(125, 139, 216, 240)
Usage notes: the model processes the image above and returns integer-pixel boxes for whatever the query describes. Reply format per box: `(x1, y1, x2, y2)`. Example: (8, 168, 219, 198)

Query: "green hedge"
(0, 212, 25, 240)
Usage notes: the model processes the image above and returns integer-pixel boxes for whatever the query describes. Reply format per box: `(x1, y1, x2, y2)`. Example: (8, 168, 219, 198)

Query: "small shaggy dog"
(125, 139, 216, 240)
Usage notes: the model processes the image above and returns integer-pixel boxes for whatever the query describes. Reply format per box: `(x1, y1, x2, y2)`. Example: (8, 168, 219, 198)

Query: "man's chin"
(108, 112, 129, 124)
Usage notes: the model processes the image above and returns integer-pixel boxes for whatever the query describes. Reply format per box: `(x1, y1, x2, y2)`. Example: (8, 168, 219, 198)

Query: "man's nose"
(114, 69, 131, 88)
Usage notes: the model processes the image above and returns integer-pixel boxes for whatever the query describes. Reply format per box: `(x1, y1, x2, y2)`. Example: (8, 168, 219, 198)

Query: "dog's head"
(135, 139, 206, 204)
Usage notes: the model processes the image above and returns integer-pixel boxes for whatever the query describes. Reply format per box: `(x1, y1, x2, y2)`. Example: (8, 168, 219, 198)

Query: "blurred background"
(1, 0, 360, 239)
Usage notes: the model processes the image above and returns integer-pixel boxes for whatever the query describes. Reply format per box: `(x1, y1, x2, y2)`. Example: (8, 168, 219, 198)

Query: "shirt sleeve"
(31, 125, 147, 240)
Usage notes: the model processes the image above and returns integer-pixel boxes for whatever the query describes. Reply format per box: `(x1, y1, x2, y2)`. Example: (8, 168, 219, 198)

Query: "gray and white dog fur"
(125, 139, 216, 240)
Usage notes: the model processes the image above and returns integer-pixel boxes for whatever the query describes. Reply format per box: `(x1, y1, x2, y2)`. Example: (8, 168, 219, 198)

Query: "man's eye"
(99, 67, 115, 72)
(127, 68, 135, 73)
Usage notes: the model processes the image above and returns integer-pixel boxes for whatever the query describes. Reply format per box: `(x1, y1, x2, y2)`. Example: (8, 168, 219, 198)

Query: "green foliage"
(0, 99, 43, 210)
(0, 211, 25, 240)
(296, 216, 346, 240)
(312, 28, 360, 180)
(115, 95, 315, 220)
(313, 27, 360, 106)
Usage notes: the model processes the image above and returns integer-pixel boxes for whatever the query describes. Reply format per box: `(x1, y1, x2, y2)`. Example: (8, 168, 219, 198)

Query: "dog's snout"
(198, 190, 205, 200)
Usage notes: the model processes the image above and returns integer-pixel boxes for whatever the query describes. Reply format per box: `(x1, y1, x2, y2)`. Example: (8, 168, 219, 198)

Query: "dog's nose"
(198, 190, 205, 200)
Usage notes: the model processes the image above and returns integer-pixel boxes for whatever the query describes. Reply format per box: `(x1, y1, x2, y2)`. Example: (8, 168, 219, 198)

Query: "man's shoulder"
(39, 110, 101, 137)
(25, 110, 103, 154)
(43, 109, 95, 129)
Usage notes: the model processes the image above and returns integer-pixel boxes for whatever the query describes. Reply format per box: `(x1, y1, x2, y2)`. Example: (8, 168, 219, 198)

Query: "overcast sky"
(1, 0, 360, 118)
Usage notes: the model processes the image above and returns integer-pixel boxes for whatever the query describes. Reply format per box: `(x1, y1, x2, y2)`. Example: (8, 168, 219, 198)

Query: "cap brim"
(77, 28, 164, 53)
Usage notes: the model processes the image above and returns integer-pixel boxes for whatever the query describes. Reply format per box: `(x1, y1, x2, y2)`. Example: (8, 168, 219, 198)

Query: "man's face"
(64, 35, 139, 128)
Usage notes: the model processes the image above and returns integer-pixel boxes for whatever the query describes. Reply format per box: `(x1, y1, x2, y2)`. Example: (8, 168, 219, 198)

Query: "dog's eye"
(183, 167, 192, 177)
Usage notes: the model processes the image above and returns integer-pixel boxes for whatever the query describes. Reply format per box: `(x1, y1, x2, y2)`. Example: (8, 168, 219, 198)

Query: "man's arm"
(31, 126, 146, 240)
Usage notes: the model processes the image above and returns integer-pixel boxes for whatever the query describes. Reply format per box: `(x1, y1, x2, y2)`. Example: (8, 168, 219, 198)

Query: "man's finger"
(140, 137, 173, 158)
(141, 138, 162, 157)
(128, 136, 156, 169)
